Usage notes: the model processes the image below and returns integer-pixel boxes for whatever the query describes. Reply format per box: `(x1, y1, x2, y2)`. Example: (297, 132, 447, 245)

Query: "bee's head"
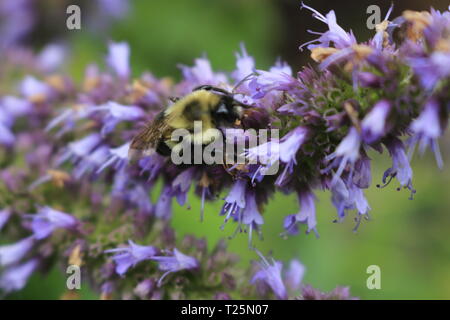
(192, 85, 253, 126)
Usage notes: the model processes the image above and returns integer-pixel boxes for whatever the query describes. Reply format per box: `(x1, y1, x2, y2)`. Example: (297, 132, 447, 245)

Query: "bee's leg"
(169, 97, 180, 103)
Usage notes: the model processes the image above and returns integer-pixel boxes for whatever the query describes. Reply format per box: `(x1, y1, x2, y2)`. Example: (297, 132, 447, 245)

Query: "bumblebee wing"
(128, 116, 169, 163)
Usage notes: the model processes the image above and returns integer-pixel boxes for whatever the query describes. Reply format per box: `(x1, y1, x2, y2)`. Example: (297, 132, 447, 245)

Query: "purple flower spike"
(251, 251, 287, 300)
(106, 42, 130, 79)
(0, 236, 35, 267)
(361, 100, 391, 144)
(105, 240, 158, 276)
(151, 249, 199, 287)
(28, 207, 79, 240)
(0, 259, 39, 293)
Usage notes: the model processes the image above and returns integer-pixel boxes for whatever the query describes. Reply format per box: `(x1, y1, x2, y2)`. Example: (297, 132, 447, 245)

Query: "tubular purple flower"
(0, 0, 34, 49)
(279, 127, 308, 164)
(171, 168, 196, 206)
(128, 184, 153, 215)
(97, 142, 130, 173)
(45, 106, 90, 136)
(246, 127, 307, 185)
(73, 145, 110, 179)
(155, 185, 174, 220)
(0, 259, 39, 293)
(106, 42, 130, 79)
(352, 155, 372, 189)
(384, 139, 414, 195)
(220, 179, 247, 228)
(88, 101, 145, 136)
(285, 259, 306, 292)
(241, 192, 264, 246)
(361, 100, 391, 144)
(56, 133, 103, 166)
(348, 183, 371, 216)
(410, 99, 444, 168)
(0, 236, 35, 267)
(245, 140, 280, 175)
(0, 108, 12, 128)
(330, 177, 349, 219)
(330, 177, 370, 226)
(251, 251, 287, 300)
(151, 249, 199, 287)
(300, 2, 356, 50)
(133, 278, 155, 299)
(408, 53, 450, 90)
(37, 43, 67, 73)
(232, 43, 255, 84)
(249, 62, 294, 99)
(283, 191, 317, 236)
(276, 127, 308, 185)
(105, 240, 158, 275)
(180, 57, 227, 90)
(19, 76, 52, 101)
(0, 96, 32, 119)
(139, 154, 166, 182)
(325, 127, 361, 185)
(28, 206, 79, 240)
(111, 168, 129, 196)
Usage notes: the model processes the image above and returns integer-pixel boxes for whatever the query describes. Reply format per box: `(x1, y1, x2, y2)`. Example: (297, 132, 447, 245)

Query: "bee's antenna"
(231, 72, 259, 94)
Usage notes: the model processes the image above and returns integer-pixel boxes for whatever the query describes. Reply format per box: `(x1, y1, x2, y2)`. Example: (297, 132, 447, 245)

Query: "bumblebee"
(128, 85, 251, 163)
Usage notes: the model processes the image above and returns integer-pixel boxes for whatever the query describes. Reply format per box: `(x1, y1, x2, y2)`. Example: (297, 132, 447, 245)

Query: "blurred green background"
(9, 0, 450, 299)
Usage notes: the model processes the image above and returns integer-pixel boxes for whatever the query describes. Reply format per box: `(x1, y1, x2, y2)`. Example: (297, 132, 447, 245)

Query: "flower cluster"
(1, 4, 449, 299)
